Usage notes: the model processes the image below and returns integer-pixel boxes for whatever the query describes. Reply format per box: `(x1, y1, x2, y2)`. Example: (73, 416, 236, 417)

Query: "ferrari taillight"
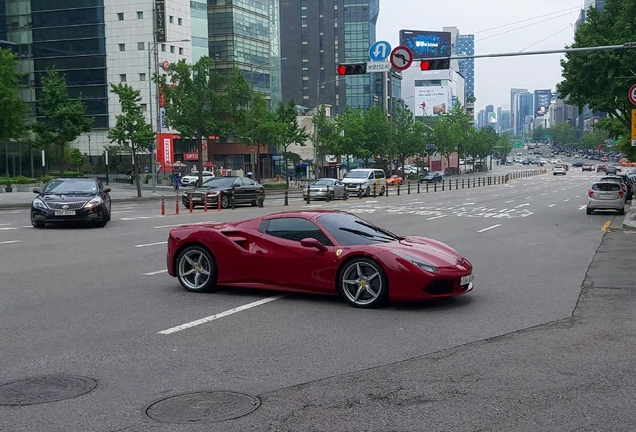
(588, 190, 594, 198)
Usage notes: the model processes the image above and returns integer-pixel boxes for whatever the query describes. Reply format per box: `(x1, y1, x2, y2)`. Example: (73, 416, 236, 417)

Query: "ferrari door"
(256, 217, 339, 293)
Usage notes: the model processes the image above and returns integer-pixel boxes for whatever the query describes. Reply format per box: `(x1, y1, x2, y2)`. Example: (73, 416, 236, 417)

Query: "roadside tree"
(0, 48, 29, 147)
(579, 128, 608, 151)
(360, 105, 390, 167)
(155, 56, 251, 186)
(335, 107, 365, 164)
(312, 105, 339, 177)
(391, 104, 419, 173)
(275, 99, 310, 187)
(34, 69, 93, 174)
(108, 83, 155, 197)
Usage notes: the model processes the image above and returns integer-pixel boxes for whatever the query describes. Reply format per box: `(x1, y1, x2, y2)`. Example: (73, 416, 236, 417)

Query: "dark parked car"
(182, 176, 264, 209)
(420, 172, 443, 183)
(572, 161, 584, 167)
(31, 178, 111, 228)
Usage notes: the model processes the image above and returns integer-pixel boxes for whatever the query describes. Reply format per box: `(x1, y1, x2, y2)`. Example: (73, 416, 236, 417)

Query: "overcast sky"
(376, 0, 584, 112)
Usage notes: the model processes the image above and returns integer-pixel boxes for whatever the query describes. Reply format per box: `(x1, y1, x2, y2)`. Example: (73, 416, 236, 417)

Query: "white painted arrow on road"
(515, 203, 530, 208)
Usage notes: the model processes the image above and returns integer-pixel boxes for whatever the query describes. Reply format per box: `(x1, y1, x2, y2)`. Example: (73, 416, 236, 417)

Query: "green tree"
(312, 105, 339, 176)
(275, 99, 310, 187)
(430, 115, 455, 168)
(155, 56, 251, 186)
(557, 0, 636, 157)
(465, 127, 493, 170)
(579, 127, 608, 150)
(360, 105, 390, 167)
(447, 102, 472, 170)
(391, 104, 419, 173)
(495, 133, 514, 163)
(34, 69, 93, 174)
(66, 147, 83, 170)
(0, 48, 29, 146)
(548, 123, 576, 146)
(335, 106, 365, 163)
(532, 126, 547, 142)
(107, 83, 155, 197)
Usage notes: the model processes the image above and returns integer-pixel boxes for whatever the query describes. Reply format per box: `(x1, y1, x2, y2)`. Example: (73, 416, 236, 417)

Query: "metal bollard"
(189, 194, 193, 213)
(488, 177, 491, 185)
(204, 193, 208, 212)
(426, 182, 429, 193)
(417, 181, 420, 193)
(397, 184, 400, 195)
(359, 185, 363, 199)
(473, 178, 476, 188)
(326, 186, 330, 202)
(455, 179, 458, 190)
(258, 188, 264, 207)
(217, 193, 222, 211)
(373, 183, 377, 197)
(449, 179, 452, 190)
(306, 187, 311, 204)
(434, 182, 437, 192)
(231, 188, 235, 210)
(284, 189, 289, 206)
(175, 194, 179, 215)
(385, 184, 389, 197)
(462, 179, 465, 189)
(161, 196, 165, 215)
(408, 181, 411, 194)
(441, 180, 444, 191)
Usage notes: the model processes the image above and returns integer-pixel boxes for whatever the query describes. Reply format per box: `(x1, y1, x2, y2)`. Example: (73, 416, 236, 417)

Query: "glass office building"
(456, 34, 474, 98)
(208, 0, 282, 107)
(190, 0, 208, 63)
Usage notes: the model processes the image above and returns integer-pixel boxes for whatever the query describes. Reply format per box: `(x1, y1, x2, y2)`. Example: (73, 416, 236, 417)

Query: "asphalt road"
(0, 167, 629, 431)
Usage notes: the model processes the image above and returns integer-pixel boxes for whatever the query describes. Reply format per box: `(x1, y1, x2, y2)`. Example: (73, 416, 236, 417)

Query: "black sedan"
(31, 178, 111, 228)
(420, 172, 443, 183)
(182, 176, 265, 209)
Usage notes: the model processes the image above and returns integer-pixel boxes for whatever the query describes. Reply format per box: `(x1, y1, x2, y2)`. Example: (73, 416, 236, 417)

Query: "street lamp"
(147, 39, 190, 195)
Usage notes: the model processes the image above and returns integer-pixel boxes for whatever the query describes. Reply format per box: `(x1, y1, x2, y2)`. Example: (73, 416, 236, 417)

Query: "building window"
(141, 104, 147, 111)
(117, 12, 124, 20)
(178, 18, 182, 25)
(137, 42, 144, 50)
(170, 45, 175, 53)
(169, 15, 174, 23)
(137, 11, 143, 19)
(119, 44, 125, 51)
(161, 44, 166, 52)
(139, 73, 146, 81)
(120, 74, 126, 82)
(178, 47, 183, 55)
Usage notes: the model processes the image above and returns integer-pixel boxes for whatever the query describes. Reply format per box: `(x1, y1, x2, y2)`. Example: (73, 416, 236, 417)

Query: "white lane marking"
(477, 224, 502, 233)
(0, 223, 11, 226)
(135, 241, 167, 248)
(143, 269, 168, 276)
(563, 199, 570, 202)
(111, 210, 136, 214)
(158, 295, 284, 335)
(541, 193, 547, 196)
(524, 196, 532, 199)
(515, 203, 530, 208)
(505, 200, 515, 203)
(462, 202, 475, 205)
(493, 194, 501, 197)
(0, 240, 22, 245)
(0, 227, 18, 231)
(153, 221, 212, 229)
(21, 226, 33, 228)
(366, 200, 378, 203)
(427, 215, 446, 220)
(120, 217, 136, 221)
(136, 216, 153, 219)
(549, 204, 557, 207)
(576, 195, 580, 198)
(579, 205, 586, 210)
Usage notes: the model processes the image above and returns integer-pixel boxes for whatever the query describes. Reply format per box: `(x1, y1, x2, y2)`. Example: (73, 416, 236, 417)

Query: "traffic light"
(337, 63, 367, 75)
(420, 59, 450, 71)
(597, 145, 602, 149)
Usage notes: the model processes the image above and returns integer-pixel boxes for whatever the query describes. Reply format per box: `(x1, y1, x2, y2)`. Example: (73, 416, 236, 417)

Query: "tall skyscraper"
(510, 88, 528, 136)
(208, 0, 282, 107)
(456, 34, 474, 98)
(279, 0, 377, 113)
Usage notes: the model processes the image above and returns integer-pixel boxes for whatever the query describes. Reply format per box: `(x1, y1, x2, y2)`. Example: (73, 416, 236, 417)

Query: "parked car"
(587, 182, 625, 215)
(31, 178, 111, 228)
(302, 178, 348, 200)
(180, 170, 215, 187)
(420, 172, 443, 183)
(182, 176, 264, 209)
(572, 161, 583, 167)
(341, 168, 386, 197)
(386, 175, 403, 186)
(165, 210, 474, 308)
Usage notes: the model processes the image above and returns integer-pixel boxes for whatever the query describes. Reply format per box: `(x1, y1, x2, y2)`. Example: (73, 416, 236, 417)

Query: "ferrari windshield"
(43, 179, 98, 194)
(201, 177, 236, 188)
(317, 212, 401, 245)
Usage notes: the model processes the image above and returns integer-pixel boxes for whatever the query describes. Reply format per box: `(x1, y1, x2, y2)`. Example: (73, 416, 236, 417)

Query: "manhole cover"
(145, 391, 260, 424)
(0, 375, 97, 406)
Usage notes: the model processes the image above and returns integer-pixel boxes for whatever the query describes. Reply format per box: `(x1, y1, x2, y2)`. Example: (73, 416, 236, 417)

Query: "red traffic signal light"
(420, 59, 450, 71)
(597, 145, 602, 149)
(337, 63, 367, 75)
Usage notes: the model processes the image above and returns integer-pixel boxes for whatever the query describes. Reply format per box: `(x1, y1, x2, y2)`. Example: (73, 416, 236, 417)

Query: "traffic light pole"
(416, 42, 636, 62)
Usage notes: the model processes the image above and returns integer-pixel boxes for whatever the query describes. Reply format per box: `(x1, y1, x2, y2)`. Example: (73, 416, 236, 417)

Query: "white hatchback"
(553, 165, 566, 175)
(181, 171, 215, 187)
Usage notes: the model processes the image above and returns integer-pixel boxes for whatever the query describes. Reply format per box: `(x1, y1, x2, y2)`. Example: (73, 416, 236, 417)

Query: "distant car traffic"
(597, 164, 607, 172)
(553, 165, 566, 175)
(582, 163, 594, 171)
(182, 176, 264, 209)
(180, 170, 215, 187)
(386, 175, 403, 186)
(572, 161, 584, 167)
(166, 210, 474, 308)
(420, 172, 443, 183)
(587, 182, 625, 215)
(303, 178, 348, 200)
(31, 178, 111, 228)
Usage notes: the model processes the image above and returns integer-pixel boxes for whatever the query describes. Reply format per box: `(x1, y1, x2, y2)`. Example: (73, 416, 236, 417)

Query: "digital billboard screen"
(400, 30, 452, 59)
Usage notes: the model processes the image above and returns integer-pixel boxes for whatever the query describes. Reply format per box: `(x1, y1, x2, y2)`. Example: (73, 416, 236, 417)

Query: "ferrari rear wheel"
(339, 258, 388, 308)
(176, 245, 217, 292)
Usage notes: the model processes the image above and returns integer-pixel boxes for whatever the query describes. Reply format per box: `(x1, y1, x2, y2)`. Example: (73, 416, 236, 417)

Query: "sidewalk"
(623, 201, 636, 230)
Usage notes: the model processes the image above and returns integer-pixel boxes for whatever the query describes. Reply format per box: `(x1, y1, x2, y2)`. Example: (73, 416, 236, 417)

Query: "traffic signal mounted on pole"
(420, 59, 450, 71)
(337, 63, 367, 75)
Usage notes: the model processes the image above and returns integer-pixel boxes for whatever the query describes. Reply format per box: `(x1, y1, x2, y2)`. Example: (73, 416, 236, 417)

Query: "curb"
(622, 201, 636, 231)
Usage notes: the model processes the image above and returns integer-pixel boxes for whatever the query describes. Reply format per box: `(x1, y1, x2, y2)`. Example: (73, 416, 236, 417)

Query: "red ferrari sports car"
(166, 210, 474, 308)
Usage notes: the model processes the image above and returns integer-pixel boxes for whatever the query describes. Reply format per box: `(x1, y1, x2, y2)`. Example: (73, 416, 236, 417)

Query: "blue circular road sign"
(369, 41, 392, 61)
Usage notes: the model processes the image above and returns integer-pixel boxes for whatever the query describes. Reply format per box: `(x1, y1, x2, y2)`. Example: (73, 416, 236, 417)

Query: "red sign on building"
(184, 152, 198, 161)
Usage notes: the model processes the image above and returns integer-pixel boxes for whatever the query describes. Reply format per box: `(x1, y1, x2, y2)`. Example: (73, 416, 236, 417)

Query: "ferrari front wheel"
(339, 258, 388, 308)
(176, 245, 217, 293)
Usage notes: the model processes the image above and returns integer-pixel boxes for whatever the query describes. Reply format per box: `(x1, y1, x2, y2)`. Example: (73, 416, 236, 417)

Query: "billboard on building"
(399, 30, 452, 59)
(414, 87, 452, 117)
(488, 112, 497, 124)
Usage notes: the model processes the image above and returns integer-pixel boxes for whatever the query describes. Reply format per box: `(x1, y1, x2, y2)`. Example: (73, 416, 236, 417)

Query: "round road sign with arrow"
(629, 83, 636, 105)
(390, 45, 413, 71)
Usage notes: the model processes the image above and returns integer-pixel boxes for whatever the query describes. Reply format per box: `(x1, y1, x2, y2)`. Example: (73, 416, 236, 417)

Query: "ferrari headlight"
(84, 196, 103, 208)
(32, 198, 47, 209)
(392, 251, 439, 273)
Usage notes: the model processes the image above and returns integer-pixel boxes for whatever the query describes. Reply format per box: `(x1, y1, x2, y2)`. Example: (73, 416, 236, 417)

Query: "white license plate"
(460, 274, 474, 285)
(192, 197, 202, 201)
(54, 210, 76, 216)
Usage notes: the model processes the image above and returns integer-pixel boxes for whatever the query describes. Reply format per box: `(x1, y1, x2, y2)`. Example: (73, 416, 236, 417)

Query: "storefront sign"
(184, 152, 199, 161)
(163, 138, 172, 164)
(155, 0, 166, 42)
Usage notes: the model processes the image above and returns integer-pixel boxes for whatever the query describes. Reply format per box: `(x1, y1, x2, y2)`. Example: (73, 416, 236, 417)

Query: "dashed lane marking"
(135, 241, 167, 248)
(477, 224, 502, 233)
(0, 227, 18, 230)
(143, 269, 168, 276)
(549, 204, 557, 208)
(0, 240, 22, 245)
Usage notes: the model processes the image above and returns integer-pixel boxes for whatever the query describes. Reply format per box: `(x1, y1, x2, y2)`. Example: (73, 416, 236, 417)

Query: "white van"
(341, 168, 386, 197)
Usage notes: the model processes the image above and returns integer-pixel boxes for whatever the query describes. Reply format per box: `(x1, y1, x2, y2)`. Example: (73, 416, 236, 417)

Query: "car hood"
(37, 193, 95, 202)
(188, 186, 225, 194)
(375, 236, 467, 268)
(341, 178, 368, 184)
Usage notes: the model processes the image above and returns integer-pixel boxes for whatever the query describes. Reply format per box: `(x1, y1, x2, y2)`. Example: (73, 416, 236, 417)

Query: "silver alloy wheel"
(341, 261, 383, 306)
(178, 248, 213, 291)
